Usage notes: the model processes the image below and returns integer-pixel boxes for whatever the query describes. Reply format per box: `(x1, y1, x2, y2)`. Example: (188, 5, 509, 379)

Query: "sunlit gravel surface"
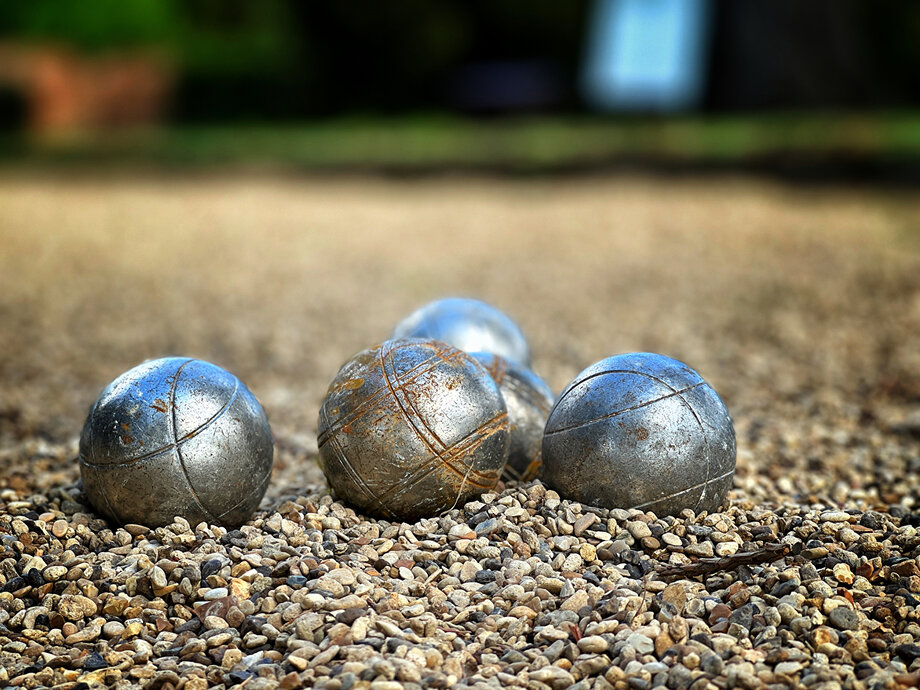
(1, 174, 920, 689)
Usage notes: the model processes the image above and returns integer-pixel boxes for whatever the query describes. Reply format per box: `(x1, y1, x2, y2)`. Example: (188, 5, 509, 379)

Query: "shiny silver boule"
(392, 297, 531, 366)
(470, 352, 554, 483)
(80, 357, 274, 528)
(542, 352, 735, 516)
(318, 338, 510, 521)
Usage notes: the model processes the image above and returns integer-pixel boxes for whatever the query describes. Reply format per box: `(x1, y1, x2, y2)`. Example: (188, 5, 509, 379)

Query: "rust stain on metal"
(317, 338, 510, 521)
(471, 352, 553, 483)
(331, 377, 365, 392)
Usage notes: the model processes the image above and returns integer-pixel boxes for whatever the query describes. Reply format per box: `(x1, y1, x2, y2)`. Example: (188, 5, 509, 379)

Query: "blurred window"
(582, 0, 711, 111)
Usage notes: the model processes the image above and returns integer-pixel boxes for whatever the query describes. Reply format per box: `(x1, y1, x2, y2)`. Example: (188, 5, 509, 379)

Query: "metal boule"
(317, 338, 510, 521)
(392, 297, 531, 366)
(542, 352, 736, 516)
(79, 357, 274, 528)
(470, 351, 554, 483)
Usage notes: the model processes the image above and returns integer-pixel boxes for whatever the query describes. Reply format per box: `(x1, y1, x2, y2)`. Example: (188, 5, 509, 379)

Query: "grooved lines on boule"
(503, 375, 553, 415)
(502, 454, 543, 483)
(80, 358, 242, 526)
(370, 412, 508, 506)
(317, 345, 465, 448)
(671, 382, 715, 513)
(169, 359, 221, 525)
(215, 471, 272, 522)
(503, 464, 523, 482)
(482, 355, 507, 386)
(79, 364, 241, 470)
(628, 469, 734, 512)
(372, 412, 507, 508)
(382, 343, 448, 454)
(324, 430, 395, 519)
(379, 341, 500, 489)
(546, 375, 706, 436)
(319, 339, 507, 517)
(548, 368, 717, 513)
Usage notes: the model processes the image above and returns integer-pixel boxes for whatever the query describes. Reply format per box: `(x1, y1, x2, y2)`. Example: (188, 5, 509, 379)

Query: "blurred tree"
(171, 0, 303, 120)
(175, 0, 298, 76)
(0, 0, 179, 53)
(0, 0, 297, 70)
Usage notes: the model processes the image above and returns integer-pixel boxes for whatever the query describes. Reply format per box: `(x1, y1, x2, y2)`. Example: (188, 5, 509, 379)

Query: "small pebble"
(828, 607, 859, 631)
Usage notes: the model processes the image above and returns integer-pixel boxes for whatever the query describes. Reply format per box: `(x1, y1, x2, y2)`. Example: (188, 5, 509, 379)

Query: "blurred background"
(1, 0, 919, 506)
(1, 0, 920, 177)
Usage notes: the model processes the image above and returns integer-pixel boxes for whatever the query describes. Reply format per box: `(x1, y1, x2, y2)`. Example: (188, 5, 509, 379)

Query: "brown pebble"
(226, 606, 245, 628)
(655, 630, 676, 656)
(573, 513, 598, 537)
(710, 619, 730, 633)
(279, 671, 301, 690)
(709, 604, 732, 625)
(58, 594, 97, 621)
(893, 561, 919, 578)
(641, 536, 661, 550)
(51, 520, 68, 538)
(661, 583, 687, 614)
(123, 523, 150, 537)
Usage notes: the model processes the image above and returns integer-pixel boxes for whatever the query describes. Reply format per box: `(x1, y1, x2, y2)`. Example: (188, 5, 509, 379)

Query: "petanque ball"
(392, 297, 531, 366)
(470, 352, 554, 483)
(80, 357, 274, 528)
(317, 338, 510, 521)
(542, 352, 735, 516)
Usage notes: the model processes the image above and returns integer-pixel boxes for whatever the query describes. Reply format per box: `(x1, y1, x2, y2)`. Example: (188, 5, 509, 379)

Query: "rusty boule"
(470, 351, 554, 483)
(80, 357, 274, 528)
(542, 352, 735, 516)
(392, 297, 531, 366)
(317, 338, 510, 521)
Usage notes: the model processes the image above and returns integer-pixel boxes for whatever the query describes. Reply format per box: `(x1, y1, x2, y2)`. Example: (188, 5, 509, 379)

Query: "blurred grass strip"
(3, 112, 920, 172)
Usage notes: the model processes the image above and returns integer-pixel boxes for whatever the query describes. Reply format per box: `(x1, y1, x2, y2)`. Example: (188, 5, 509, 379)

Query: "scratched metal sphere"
(317, 338, 511, 521)
(79, 357, 274, 528)
(542, 352, 736, 516)
(470, 352, 554, 483)
(392, 298, 531, 366)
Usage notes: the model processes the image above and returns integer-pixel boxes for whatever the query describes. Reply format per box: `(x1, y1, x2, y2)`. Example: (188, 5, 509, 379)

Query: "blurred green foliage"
(0, 0, 298, 74)
(0, 0, 178, 52)
(178, 0, 297, 76)
(4, 113, 920, 173)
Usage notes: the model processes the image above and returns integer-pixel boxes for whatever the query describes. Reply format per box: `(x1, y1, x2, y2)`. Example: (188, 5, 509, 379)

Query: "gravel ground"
(1, 174, 920, 689)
